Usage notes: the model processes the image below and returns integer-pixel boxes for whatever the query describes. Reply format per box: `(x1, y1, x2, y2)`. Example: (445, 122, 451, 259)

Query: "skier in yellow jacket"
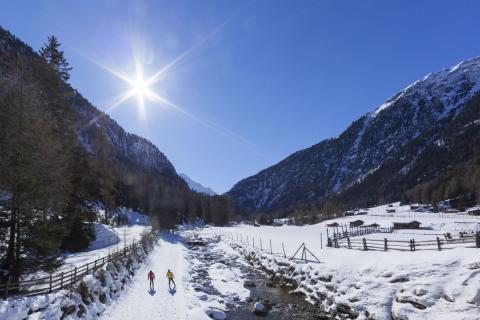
(166, 269, 175, 288)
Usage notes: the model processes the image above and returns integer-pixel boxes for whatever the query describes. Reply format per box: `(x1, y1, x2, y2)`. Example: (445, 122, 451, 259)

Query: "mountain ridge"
(227, 56, 480, 213)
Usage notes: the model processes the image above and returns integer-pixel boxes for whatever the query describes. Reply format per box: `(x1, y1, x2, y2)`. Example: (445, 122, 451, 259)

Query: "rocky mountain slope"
(0, 26, 188, 212)
(228, 57, 480, 213)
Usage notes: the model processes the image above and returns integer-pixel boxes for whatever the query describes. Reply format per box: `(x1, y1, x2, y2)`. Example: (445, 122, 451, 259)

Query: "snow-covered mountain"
(228, 57, 480, 213)
(180, 173, 217, 195)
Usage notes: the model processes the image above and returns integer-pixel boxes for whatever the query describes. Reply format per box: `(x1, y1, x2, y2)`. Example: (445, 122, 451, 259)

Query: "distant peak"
(179, 173, 217, 196)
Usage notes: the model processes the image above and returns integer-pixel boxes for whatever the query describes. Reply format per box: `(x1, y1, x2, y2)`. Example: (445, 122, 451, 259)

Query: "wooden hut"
(393, 221, 421, 230)
(349, 220, 364, 227)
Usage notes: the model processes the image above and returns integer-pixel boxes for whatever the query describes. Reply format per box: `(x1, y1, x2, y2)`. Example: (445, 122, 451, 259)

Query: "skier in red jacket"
(148, 270, 155, 290)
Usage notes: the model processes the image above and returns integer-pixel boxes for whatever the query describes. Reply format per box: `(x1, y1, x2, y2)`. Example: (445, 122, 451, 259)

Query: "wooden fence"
(327, 225, 393, 247)
(1, 241, 138, 299)
(330, 233, 480, 251)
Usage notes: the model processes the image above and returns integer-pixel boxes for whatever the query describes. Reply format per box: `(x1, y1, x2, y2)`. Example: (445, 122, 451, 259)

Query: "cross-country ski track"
(102, 234, 188, 320)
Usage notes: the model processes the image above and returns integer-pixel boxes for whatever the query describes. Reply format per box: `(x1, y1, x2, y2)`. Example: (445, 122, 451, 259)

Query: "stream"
(186, 233, 323, 319)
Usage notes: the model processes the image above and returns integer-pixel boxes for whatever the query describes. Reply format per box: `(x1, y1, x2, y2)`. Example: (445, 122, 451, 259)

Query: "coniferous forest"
(0, 28, 233, 281)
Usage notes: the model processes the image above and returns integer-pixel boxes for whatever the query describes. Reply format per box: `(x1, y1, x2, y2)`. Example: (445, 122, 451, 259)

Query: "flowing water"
(187, 234, 323, 319)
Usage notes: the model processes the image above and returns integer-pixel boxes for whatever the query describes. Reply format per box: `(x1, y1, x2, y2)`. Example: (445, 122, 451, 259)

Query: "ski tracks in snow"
(102, 234, 187, 320)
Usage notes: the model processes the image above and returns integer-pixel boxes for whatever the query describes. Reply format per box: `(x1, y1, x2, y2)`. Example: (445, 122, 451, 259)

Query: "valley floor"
(212, 203, 480, 319)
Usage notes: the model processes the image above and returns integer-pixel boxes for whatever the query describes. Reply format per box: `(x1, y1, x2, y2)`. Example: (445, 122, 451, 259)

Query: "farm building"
(356, 211, 368, 215)
(386, 208, 396, 213)
(344, 210, 355, 216)
(350, 220, 364, 227)
(393, 221, 421, 230)
(467, 207, 480, 216)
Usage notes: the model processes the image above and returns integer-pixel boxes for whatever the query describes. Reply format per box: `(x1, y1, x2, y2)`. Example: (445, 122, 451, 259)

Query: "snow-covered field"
(211, 203, 480, 319)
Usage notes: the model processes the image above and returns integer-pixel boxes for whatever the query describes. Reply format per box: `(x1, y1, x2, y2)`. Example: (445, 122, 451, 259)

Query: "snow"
(109, 207, 150, 226)
(101, 231, 243, 320)
(87, 223, 120, 251)
(101, 234, 190, 320)
(1, 236, 154, 320)
(58, 225, 150, 274)
(212, 203, 480, 319)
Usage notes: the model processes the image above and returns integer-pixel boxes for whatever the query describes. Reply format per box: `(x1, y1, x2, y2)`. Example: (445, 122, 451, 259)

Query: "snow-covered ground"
(59, 207, 151, 272)
(1, 233, 155, 320)
(58, 224, 150, 273)
(211, 203, 480, 319)
(21, 208, 151, 284)
(101, 234, 189, 320)
(101, 231, 248, 320)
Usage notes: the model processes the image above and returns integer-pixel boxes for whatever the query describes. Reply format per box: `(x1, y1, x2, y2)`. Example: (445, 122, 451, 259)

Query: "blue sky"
(1, 1, 480, 193)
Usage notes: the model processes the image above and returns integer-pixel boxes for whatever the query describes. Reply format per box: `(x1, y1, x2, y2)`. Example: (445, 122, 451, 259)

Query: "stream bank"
(184, 231, 329, 319)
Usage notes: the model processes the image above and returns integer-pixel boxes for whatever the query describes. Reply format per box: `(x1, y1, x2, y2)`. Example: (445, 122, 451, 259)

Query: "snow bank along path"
(101, 234, 187, 320)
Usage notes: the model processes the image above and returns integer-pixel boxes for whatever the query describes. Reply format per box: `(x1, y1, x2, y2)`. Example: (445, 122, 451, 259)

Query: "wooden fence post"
(362, 238, 367, 251)
(260, 238, 263, 251)
(476, 232, 480, 248)
(270, 239, 273, 255)
(86, 262, 89, 274)
(49, 274, 53, 293)
(412, 239, 416, 251)
(437, 237, 442, 251)
(320, 233, 323, 249)
(347, 236, 351, 249)
(282, 242, 286, 258)
(384, 238, 388, 251)
(60, 272, 64, 289)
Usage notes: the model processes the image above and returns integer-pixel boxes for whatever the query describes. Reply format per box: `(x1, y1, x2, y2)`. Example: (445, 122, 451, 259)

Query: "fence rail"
(327, 225, 393, 247)
(330, 233, 480, 251)
(1, 241, 138, 299)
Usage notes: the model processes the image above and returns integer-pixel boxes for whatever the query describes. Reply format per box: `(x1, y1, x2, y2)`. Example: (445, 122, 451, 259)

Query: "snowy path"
(102, 234, 187, 320)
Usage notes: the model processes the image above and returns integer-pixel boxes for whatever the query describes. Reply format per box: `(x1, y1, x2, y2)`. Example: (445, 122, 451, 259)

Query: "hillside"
(227, 57, 480, 213)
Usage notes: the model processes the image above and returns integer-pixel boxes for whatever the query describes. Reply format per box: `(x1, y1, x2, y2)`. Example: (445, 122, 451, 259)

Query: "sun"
(133, 79, 147, 96)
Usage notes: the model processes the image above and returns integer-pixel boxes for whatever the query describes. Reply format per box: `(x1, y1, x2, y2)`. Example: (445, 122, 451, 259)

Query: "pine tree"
(39, 36, 72, 82)
(0, 55, 72, 280)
